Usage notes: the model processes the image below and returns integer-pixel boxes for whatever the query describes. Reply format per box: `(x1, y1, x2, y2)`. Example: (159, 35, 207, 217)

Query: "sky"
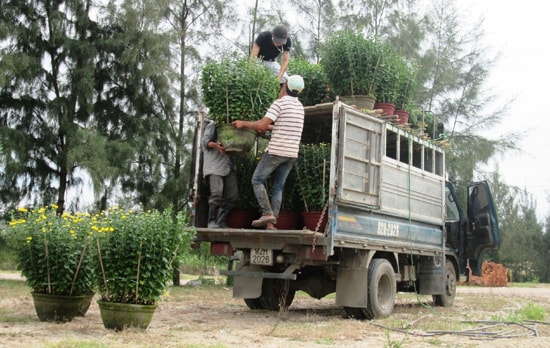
(456, 0, 550, 220)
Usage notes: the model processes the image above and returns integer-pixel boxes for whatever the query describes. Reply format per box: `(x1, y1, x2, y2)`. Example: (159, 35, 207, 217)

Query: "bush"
(201, 55, 279, 124)
(288, 57, 333, 106)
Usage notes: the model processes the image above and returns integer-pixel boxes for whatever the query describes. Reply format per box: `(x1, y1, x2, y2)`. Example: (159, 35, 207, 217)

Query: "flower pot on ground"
(5, 205, 96, 322)
(31, 292, 94, 322)
(93, 207, 191, 330)
(97, 300, 158, 331)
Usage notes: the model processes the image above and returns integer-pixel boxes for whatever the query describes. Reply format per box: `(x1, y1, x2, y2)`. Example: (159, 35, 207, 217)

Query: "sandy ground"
(1, 272, 549, 348)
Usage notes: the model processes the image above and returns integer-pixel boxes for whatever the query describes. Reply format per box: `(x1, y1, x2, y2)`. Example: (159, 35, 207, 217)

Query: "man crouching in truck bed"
(232, 75, 305, 230)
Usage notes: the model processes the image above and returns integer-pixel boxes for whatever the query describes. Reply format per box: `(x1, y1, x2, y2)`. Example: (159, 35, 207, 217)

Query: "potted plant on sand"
(201, 55, 279, 154)
(5, 205, 96, 322)
(93, 206, 191, 330)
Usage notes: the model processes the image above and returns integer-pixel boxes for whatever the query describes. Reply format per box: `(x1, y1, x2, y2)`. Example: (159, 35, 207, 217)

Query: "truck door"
(336, 104, 384, 207)
(466, 181, 501, 276)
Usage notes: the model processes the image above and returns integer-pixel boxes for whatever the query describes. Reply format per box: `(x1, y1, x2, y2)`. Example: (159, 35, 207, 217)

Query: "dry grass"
(1, 275, 550, 348)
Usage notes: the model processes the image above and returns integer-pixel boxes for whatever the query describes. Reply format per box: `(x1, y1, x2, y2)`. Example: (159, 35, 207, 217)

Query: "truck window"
(445, 187, 460, 221)
(385, 126, 444, 176)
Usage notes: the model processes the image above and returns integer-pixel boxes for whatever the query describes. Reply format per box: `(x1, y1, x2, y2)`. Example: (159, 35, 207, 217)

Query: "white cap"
(287, 75, 304, 93)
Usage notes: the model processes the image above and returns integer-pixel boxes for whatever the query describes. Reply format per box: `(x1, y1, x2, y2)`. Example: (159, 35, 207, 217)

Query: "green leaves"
(94, 207, 192, 305)
(296, 143, 331, 212)
(5, 205, 96, 296)
(288, 57, 334, 106)
(319, 30, 418, 107)
(201, 55, 279, 123)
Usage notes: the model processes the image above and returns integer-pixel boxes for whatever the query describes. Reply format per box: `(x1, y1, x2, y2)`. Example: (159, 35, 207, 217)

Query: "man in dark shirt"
(250, 24, 291, 97)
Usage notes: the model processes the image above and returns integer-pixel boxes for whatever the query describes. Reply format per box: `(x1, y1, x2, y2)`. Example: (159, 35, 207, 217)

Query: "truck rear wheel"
(257, 278, 295, 311)
(244, 298, 262, 310)
(433, 260, 456, 306)
(344, 258, 396, 320)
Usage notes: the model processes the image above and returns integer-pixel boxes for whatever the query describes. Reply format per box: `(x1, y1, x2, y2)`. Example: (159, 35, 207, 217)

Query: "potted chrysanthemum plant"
(5, 204, 96, 322)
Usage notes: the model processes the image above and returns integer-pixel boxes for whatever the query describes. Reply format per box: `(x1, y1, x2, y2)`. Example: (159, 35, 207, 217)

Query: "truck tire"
(433, 260, 457, 307)
(244, 298, 262, 309)
(344, 258, 396, 320)
(257, 278, 295, 311)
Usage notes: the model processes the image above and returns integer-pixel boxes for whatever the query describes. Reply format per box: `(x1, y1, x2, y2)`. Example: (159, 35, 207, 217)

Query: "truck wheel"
(258, 278, 295, 311)
(344, 258, 396, 320)
(433, 260, 456, 307)
(366, 259, 396, 319)
(244, 298, 262, 310)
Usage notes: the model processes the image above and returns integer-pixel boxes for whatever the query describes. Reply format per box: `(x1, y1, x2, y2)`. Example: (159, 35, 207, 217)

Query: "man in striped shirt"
(232, 75, 305, 230)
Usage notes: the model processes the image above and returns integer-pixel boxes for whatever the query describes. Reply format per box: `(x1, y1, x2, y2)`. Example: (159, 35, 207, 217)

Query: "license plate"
(251, 248, 273, 265)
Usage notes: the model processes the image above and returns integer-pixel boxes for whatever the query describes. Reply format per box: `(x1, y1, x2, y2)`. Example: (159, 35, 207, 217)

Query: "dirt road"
(1, 273, 549, 348)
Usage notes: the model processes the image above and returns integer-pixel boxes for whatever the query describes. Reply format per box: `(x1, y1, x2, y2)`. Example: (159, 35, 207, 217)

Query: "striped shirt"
(265, 95, 304, 158)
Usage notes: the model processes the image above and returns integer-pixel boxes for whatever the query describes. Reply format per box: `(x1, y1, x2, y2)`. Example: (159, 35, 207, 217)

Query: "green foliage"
(0, 228, 17, 270)
(319, 30, 380, 97)
(232, 152, 260, 211)
(201, 55, 279, 124)
(519, 302, 546, 321)
(4, 205, 96, 296)
(279, 165, 302, 212)
(93, 207, 193, 305)
(296, 143, 331, 212)
(319, 30, 416, 106)
(288, 57, 334, 106)
(491, 302, 546, 322)
(392, 56, 419, 110)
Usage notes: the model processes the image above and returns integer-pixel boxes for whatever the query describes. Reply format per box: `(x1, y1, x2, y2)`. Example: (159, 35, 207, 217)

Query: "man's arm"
(232, 117, 273, 133)
(250, 43, 260, 60)
(278, 51, 290, 79)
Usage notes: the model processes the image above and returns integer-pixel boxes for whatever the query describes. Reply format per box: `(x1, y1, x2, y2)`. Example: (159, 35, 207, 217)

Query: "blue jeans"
(251, 153, 296, 219)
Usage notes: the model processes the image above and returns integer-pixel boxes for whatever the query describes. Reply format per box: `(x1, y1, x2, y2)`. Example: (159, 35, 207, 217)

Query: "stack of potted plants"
(200, 55, 279, 154)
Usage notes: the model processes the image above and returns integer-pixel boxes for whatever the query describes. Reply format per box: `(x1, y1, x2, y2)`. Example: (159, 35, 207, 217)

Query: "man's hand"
(232, 120, 244, 129)
(209, 141, 226, 154)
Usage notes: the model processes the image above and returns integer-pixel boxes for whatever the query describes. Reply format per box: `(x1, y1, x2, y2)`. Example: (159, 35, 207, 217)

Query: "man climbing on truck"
(232, 75, 305, 230)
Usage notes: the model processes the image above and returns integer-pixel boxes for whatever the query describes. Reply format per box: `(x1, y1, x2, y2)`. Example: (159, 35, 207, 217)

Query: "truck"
(190, 99, 500, 319)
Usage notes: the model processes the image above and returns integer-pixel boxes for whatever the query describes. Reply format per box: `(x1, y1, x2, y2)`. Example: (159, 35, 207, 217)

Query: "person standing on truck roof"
(250, 24, 291, 98)
(232, 75, 305, 230)
(202, 119, 239, 228)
